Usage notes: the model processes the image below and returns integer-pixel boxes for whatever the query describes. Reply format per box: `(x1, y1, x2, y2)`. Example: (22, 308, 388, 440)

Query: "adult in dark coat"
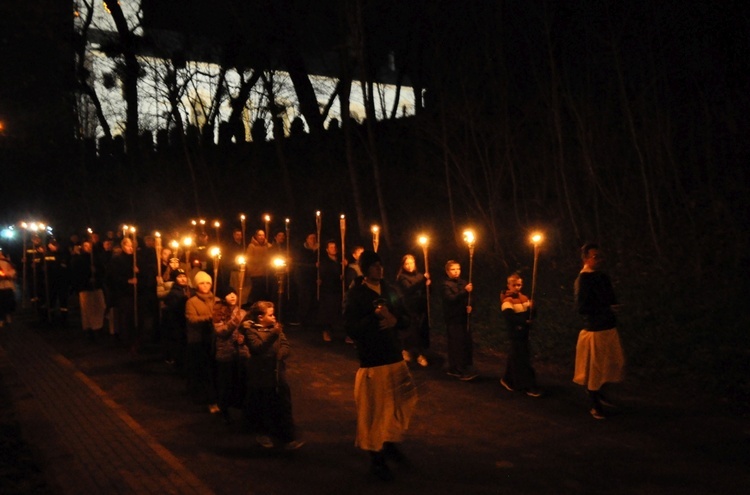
(345, 250, 417, 481)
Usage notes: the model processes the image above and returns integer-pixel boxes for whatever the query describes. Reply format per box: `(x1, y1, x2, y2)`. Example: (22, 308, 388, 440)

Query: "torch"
(371, 225, 380, 253)
(155, 231, 162, 280)
(530, 232, 543, 322)
(418, 234, 431, 327)
(315, 211, 321, 301)
(182, 235, 193, 271)
(285, 218, 291, 301)
(131, 226, 138, 330)
(237, 255, 246, 307)
(20, 222, 28, 308)
(463, 229, 476, 331)
(264, 214, 271, 290)
(340, 214, 346, 300)
(210, 247, 221, 295)
(240, 214, 246, 250)
(213, 221, 221, 243)
(272, 256, 287, 321)
(263, 214, 271, 239)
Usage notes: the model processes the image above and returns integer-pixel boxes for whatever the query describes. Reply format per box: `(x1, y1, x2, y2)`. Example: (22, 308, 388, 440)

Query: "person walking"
(244, 300, 304, 450)
(344, 250, 418, 481)
(441, 260, 478, 381)
(573, 243, 626, 419)
(499, 273, 542, 397)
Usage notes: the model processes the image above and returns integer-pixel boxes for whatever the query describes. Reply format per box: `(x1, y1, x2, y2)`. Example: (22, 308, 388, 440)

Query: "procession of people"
(0, 216, 626, 480)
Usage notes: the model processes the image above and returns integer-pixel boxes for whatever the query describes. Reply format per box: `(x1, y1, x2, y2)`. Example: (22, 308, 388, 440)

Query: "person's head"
(193, 271, 212, 294)
(506, 273, 523, 294)
(173, 268, 188, 286)
(326, 240, 337, 257)
(103, 239, 113, 251)
(305, 233, 317, 248)
(168, 257, 180, 270)
(249, 301, 275, 325)
(82, 241, 93, 254)
(219, 286, 237, 306)
(445, 260, 461, 279)
(274, 231, 286, 245)
(359, 250, 383, 282)
(121, 237, 133, 254)
(161, 248, 173, 263)
(144, 235, 155, 248)
(581, 243, 602, 270)
(352, 246, 364, 262)
(253, 230, 266, 245)
(232, 228, 243, 243)
(401, 254, 416, 273)
(90, 232, 100, 244)
(47, 240, 59, 252)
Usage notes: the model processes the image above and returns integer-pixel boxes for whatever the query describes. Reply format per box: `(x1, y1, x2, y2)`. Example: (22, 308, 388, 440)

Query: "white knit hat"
(193, 270, 212, 286)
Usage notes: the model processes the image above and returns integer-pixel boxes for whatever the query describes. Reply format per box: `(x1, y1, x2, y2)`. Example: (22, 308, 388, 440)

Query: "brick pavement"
(0, 314, 215, 495)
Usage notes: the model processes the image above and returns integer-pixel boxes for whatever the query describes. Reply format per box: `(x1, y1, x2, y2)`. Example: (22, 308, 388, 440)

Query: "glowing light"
(371, 225, 379, 234)
(210, 247, 221, 258)
(182, 237, 193, 247)
(463, 229, 475, 246)
(418, 235, 429, 247)
(272, 257, 287, 269)
(531, 232, 544, 245)
(170, 240, 179, 250)
(237, 255, 246, 266)
(213, 221, 220, 228)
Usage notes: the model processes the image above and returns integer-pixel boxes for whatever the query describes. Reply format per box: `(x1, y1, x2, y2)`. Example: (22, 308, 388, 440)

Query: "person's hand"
(466, 305, 472, 314)
(375, 305, 397, 329)
(235, 333, 245, 345)
(128, 277, 138, 285)
(271, 322, 283, 335)
(156, 276, 164, 285)
(465, 282, 473, 292)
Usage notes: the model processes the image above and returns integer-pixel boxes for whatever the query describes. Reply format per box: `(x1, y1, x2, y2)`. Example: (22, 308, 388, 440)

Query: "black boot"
(587, 390, 606, 419)
(369, 451, 393, 481)
(382, 442, 407, 463)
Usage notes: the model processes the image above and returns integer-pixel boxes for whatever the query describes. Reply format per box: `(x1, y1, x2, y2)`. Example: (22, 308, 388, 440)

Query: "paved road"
(2, 311, 748, 494)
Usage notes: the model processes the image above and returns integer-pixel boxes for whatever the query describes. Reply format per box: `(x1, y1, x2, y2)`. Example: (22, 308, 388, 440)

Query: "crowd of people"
(0, 224, 626, 480)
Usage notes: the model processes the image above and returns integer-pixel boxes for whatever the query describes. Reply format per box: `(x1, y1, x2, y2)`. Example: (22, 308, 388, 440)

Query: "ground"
(1, 310, 749, 494)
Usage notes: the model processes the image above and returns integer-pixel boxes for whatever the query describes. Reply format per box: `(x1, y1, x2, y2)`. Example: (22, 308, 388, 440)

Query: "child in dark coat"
(243, 301, 303, 449)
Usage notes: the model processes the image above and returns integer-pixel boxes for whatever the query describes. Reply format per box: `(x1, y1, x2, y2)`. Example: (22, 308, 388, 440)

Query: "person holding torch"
(499, 273, 542, 397)
(441, 259, 478, 381)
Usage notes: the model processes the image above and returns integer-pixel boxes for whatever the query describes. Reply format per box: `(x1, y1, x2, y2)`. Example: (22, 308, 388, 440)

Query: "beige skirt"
(573, 328, 625, 391)
(354, 361, 418, 451)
